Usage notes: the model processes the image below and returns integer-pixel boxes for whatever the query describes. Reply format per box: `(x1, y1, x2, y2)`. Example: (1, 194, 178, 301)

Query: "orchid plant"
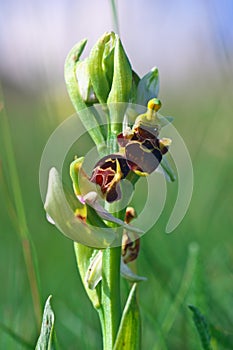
(36, 32, 176, 350)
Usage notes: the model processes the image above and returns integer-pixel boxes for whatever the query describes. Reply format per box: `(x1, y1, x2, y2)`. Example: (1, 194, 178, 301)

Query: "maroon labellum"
(90, 154, 130, 203)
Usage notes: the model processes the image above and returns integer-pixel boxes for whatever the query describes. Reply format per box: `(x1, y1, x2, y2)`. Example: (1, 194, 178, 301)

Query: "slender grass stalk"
(142, 306, 168, 350)
(109, 0, 120, 34)
(0, 89, 42, 331)
(0, 322, 34, 349)
(154, 242, 199, 350)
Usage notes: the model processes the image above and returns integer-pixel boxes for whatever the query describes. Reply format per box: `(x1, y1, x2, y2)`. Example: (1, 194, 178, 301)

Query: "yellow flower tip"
(147, 98, 162, 112)
(133, 169, 149, 177)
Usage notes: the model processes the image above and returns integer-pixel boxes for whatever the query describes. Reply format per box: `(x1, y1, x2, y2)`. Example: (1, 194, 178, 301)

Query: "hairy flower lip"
(125, 142, 162, 174)
(90, 123, 171, 199)
(117, 122, 170, 175)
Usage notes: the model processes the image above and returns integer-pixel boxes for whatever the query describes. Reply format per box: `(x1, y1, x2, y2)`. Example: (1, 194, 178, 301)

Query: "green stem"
(102, 246, 121, 350)
(109, 0, 120, 35)
(101, 116, 123, 349)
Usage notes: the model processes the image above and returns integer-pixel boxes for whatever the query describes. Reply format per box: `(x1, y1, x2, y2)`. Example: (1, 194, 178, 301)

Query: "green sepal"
(113, 283, 141, 350)
(89, 32, 115, 103)
(121, 260, 147, 283)
(102, 37, 116, 86)
(107, 35, 132, 134)
(136, 67, 159, 106)
(107, 35, 132, 105)
(74, 243, 101, 309)
(70, 157, 95, 197)
(76, 58, 98, 104)
(70, 157, 84, 196)
(85, 250, 103, 290)
(64, 39, 106, 155)
(130, 71, 141, 103)
(35, 296, 57, 350)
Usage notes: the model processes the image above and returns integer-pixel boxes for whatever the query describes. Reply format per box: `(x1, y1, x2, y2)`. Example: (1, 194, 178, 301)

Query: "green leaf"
(113, 283, 141, 350)
(188, 305, 213, 350)
(35, 296, 56, 350)
(89, 32, 115, 103)
(136, 67, 159, 106)
(64, 39, 106, 155)
(74, 243, 102, 308)
(44, 167, 116, 248)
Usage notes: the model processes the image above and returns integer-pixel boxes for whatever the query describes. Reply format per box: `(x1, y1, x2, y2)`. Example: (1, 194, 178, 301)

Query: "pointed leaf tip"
(188, 305, 213, 350)
(35, 295, 56, 350)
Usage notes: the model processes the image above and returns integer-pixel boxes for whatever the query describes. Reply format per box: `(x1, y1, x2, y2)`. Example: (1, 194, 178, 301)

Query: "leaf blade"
(113, 283, 141, 350)
(35, 296, 56, 350)
(74, 243, 102, 308)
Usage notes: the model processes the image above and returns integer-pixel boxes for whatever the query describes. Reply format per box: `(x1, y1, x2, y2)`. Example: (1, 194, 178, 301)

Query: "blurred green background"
(0, 0, 233, 349)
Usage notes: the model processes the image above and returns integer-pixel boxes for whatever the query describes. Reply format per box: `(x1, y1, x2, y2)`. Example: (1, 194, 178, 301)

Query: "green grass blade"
(0, 88, 42, 329)
(0, 322, 34, 349)
(154, 242, 199, 349)
(188, 305, 213, 350)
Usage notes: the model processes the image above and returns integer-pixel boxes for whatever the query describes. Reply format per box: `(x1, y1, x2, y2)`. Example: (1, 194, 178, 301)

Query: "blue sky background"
(0, 0, 232, 92)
